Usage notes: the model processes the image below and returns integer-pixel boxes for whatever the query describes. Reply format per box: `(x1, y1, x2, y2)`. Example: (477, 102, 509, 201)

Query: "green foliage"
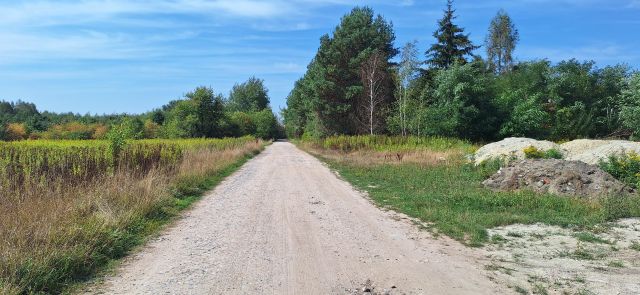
(523, 146, 563, 159)
(187, 86, 225, 138)
(284, 6, 397, 137)
(485, 10, 519, 74)
(160, 87, 226, 139)
(544, 148, 564, 159)
(120, 117, 145, 139)
(252, 109, 280, 139)
(523, 146, 545, 159)
(107, 126, 128, 160)
(427, 61, 499, 140)
(620, 73, 640, 139)
(227, 77, 270, 113)
(230, 111, 257, 136)
(229, 110, 281, 139)
(1, 77, 280, 141)
(426, 0, 479, 69)
(599, 153, 640, 189)
(495, 61, 553, 138)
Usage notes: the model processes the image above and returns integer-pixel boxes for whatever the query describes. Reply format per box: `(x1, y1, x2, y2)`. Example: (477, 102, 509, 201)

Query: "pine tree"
(312, 6, 397, 135)
(426, 0, 479, 69)
(486, 10, 519, 74)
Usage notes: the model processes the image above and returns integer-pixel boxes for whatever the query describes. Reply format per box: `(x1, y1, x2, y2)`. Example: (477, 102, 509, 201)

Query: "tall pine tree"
(426, 0, 479, 69)
(311, 7, 397, 135)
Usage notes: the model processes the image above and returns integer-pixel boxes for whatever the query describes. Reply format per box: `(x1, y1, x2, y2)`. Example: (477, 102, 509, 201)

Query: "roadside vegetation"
(299, 135, 640, 247)
(0, 77, 283, 141)
(0, 137, 265, 294)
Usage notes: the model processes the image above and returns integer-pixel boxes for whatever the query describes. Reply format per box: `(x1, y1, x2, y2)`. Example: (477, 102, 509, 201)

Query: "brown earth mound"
(482, 159, 635, 199)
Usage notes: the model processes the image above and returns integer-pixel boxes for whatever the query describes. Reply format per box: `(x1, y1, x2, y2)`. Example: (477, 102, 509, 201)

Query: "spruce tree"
(426, 0, 479, 69)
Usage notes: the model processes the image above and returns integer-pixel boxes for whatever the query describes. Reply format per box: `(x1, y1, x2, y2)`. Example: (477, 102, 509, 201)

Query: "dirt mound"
(562, 140, 640, 165)
(475, 138, 640, 166)
(482, 159, 634, 198)
(474, 137, 560, 165)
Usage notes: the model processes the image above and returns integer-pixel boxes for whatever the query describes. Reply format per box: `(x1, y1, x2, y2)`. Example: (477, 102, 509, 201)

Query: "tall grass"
(311, 135, 475, 153)
(0, 137, 264, 294)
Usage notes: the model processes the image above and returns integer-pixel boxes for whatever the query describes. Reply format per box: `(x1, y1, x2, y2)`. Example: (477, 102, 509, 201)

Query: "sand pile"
(474, 138, 560, 165)
(474, 137, 640, 165)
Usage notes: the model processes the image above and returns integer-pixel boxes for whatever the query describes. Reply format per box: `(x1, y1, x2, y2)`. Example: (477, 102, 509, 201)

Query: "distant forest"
(283, 1, 640, 141)
(0, 77, 283, 141)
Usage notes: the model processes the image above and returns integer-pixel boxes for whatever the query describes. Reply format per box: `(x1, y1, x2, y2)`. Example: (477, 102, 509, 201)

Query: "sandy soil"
(87, 142, 506, 295)
(483, 219, 640, 295)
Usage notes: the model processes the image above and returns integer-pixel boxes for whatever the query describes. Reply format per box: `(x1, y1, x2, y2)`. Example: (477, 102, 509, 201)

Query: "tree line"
(283, 1, 640, 141)
(0, 77, 284, 141)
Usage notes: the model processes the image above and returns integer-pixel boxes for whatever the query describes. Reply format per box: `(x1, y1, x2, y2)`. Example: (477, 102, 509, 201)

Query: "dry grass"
(0, 139, 263, 294)
(299, 141, 466, 167)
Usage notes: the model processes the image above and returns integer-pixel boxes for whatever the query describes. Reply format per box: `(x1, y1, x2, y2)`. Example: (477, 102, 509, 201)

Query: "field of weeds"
(0, 137, 264, 294)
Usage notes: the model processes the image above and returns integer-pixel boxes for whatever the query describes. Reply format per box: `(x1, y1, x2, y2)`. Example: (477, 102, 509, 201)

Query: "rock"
(474, 137, 561, 165)
(482, 159, 635, 199)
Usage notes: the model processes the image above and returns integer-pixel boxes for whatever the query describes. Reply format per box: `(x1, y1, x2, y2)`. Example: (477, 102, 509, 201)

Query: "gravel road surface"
(91, 142, 506, 294)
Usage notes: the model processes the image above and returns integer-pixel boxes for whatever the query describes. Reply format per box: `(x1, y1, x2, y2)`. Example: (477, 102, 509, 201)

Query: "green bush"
(544, 148, 563, 159)
(599, 153, 640, 189)
(523, 146, 545, 159)
(523, 146, 563, 159)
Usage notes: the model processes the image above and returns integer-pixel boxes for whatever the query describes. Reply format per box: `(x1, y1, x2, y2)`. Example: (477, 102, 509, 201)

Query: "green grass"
(320, 157, 640, 246)
(514, 285, 529, 294)
(573, 232, 612, 244)
(607, 260, 624, 268)
(630, 241, 640, 251)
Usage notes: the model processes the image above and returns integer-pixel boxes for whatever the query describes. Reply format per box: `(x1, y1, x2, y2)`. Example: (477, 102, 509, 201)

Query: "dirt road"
(91, 142, 506, 294)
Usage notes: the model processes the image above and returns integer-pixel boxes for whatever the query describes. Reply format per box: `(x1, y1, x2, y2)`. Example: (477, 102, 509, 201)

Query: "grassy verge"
(299, 136, 640, 247)
(0, 140, 265, 295)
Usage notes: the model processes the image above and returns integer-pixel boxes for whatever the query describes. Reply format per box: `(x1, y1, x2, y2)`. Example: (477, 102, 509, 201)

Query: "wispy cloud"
(1, 0, 292, 26)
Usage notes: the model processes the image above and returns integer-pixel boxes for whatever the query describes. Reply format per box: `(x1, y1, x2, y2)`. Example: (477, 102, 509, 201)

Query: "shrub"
(544, 148, 563, 159)
(523, 146, 563, 159)
(4, 123, 28, 141)
(599, 153, 640, 189)
(523, 146, 545, 159)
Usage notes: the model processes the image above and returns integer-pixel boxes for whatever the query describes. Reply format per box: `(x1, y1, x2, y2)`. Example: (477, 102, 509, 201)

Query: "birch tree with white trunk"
(396, 41, 421, 136)
(360, 50, 388, 135)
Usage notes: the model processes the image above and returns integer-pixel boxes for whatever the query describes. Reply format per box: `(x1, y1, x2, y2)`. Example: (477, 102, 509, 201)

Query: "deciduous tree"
(485, 10, 519, 74)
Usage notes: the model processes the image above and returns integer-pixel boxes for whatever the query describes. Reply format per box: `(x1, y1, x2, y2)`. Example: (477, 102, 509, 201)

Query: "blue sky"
(0, 0, 639, 115)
